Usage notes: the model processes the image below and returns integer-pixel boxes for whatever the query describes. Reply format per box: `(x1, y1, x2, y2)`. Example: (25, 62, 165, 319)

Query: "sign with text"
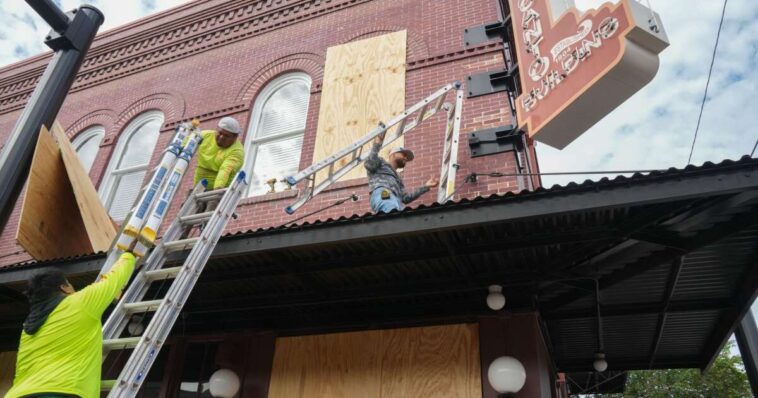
(509, 0, 669, 148)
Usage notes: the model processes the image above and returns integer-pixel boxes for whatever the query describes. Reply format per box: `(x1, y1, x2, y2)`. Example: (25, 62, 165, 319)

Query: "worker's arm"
(77, 253, 136, 318)
(400, 177, 438, 204)
(364, 138, 383, 173)
(400, 185, 430, 204)
(214, 146, 244, 189)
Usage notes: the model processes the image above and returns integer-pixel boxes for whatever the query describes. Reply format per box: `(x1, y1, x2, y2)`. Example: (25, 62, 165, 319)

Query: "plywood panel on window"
(268, 324, 481, 398)
(312, 30, 406, 184)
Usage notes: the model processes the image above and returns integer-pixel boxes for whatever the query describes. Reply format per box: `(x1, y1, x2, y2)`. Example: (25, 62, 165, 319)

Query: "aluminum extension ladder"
(101, 173, 248, 396)
(284, 81, 464, 213)
(98, 120, 203, 277)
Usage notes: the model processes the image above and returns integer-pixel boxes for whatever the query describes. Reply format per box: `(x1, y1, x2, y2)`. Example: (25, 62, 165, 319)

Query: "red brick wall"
(0, 0, 539, 268)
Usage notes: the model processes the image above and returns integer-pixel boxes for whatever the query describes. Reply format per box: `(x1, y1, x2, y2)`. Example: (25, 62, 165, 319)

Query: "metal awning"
(1, 156, 757, 374)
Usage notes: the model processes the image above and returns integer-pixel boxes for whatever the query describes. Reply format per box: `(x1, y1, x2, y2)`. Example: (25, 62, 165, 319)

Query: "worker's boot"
(198, 198, 219, 232)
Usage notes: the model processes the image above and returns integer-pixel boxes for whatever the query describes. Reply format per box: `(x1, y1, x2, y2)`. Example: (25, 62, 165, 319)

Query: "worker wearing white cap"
(364, 135, 438, 213)
(193, 117, 245, 210)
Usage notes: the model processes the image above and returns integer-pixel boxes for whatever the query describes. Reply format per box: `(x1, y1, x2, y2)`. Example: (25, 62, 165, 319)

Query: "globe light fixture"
(486, 284, 506, 310)
(127, 319, 144, 336)
(487, 356, 526, 395)
(593, 351, 608, 372)
(209, 368, 241, 398)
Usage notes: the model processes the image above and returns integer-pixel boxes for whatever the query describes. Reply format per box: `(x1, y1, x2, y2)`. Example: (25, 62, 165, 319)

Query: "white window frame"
(243, 72, 312, 196)
(71, 125, 105, 173)
(98, 110, 164, 218)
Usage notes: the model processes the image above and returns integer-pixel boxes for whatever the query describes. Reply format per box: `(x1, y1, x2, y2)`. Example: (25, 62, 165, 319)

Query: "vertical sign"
(509, 0, 669, 148)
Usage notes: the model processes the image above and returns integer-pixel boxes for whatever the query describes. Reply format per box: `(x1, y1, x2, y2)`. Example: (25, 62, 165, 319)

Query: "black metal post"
(0, 2, 103, 232)
(735, 309, 758, 396)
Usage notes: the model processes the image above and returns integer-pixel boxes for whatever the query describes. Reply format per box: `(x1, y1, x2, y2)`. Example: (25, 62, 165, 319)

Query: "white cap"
(218, 117, 241, 135)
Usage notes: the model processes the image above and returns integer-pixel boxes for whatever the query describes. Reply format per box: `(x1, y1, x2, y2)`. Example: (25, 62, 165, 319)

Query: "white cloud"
(538, 0, 758, 186)
(0, 0, 186, 67)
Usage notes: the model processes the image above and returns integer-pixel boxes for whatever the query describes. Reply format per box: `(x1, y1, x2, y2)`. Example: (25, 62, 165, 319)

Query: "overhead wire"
(686, 0, 729, 166)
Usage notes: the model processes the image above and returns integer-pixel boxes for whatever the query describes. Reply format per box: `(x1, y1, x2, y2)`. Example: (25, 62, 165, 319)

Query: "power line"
(751, 138, 758, 157)
(687, 0, 729, 166)
(470, 169, 663, 177)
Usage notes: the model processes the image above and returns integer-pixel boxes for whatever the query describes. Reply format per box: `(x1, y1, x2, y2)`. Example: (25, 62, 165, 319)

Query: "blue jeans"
(370, 188, 404, 213)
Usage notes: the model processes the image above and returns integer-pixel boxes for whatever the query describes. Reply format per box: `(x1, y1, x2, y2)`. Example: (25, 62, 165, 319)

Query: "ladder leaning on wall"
(97, 81, 463, 397)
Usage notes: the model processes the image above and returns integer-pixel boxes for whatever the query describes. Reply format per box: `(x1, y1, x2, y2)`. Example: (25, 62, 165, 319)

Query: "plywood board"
(313, 30, 406, 184)
(268, 324, 481, 398)
(52, 121, 115, 251)
(0, 351, 16, 396)
(16, 126, 93, 260)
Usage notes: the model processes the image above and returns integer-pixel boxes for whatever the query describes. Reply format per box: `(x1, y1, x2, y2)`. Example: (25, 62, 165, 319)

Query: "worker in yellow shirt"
(193, 117, 245, 211)
(5, 252, 136, 398)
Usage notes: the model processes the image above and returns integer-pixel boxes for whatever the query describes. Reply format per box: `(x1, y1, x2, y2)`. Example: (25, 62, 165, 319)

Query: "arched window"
(244, 73, 311, 196)
(100, 111, 163, 219)
(71, 125, 105, 173)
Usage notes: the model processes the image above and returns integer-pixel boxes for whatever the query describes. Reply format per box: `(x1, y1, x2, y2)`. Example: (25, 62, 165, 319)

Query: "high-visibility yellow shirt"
(194, 130, 244, 190)
(5, 253, 136, 398)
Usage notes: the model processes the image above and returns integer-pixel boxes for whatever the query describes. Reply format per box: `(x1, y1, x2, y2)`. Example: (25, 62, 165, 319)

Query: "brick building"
(1, 0, 757, 397)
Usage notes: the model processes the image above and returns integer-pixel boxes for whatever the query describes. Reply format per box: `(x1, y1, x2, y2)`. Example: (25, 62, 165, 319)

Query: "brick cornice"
(0, 0, 377, 115)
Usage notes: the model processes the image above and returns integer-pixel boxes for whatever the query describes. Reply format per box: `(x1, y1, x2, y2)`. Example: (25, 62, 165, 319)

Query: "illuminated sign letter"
(509, 0, 669, 148)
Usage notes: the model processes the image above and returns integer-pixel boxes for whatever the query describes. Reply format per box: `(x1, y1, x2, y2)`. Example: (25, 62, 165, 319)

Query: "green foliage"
(591, 341, 751, 398)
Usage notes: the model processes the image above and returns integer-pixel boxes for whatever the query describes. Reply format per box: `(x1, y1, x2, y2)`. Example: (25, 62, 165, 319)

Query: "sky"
(540, 0, 758, 186)
(0, 0, 186, 65)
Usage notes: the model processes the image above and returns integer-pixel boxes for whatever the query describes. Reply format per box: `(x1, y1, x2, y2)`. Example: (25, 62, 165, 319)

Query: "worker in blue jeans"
(364, 135, 438, 213)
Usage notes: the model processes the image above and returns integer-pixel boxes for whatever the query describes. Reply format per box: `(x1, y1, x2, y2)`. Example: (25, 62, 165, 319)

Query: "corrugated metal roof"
(0, 155, 757, 375)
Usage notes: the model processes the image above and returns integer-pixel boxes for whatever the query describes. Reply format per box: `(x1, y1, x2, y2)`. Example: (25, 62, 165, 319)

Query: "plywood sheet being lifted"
(267, 323, 481, 398)
(52, 121, 115, 251)
(16, 122, 115, 261)
(312, 30, 406, 184)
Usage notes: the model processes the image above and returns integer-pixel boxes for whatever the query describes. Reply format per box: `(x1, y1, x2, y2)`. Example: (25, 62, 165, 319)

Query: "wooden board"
(52, 121, 115, 252)
(312, 31, 406, 184)
(0, 351, 16, 396)
(16, 126, 94, 260)
(268, 324, 481, 398)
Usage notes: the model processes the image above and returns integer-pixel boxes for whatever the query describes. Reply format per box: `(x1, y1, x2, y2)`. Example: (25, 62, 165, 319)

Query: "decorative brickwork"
(0, 0, 539, 268)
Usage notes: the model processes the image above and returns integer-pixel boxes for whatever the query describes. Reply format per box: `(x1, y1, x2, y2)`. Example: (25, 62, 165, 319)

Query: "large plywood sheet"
(52, 121, 115, 252)
(17, 126, 93, 260)
(313, 31, 406, 184)
(0, 351, 16, 396)
(268, 324, 481, 398)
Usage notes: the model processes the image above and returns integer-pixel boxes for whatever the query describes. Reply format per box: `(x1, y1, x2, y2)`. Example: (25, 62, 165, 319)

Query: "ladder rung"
(144, 266, 183, 281)
(195, 189, 227, 201)
(179, 211, 214, 225)
(123, 299, 163, 313)
(414, 103, 428, 126)
(102, 380, 116, 391)
(162, 237, 199, 252)
(103, 336, 141, 350)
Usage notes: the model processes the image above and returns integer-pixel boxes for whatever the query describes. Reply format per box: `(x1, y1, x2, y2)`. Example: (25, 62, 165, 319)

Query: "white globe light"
(487, 356, 526, 393)
(127, 321, 144, 336)
(209, 368, 240, 398)
(593, 352, 608, 372)
(486, 285, 506, 310)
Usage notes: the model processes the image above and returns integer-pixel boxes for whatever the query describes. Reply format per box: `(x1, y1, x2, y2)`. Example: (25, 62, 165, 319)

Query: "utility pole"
(735, 309, 758, 396)
(0, 0, 103, 231)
